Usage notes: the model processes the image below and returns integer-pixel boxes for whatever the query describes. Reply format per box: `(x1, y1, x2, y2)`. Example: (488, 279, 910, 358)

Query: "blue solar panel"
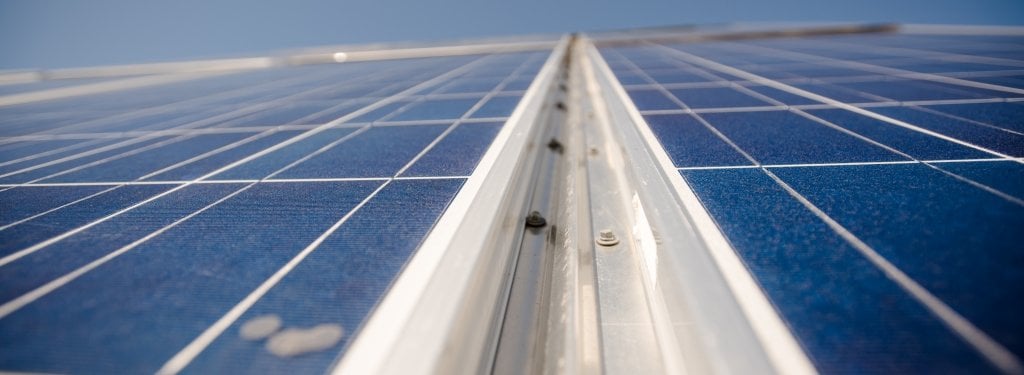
(807, 108, 992, 160)
(145, 130, 305, 181)
(871, 107, 1024, 156)
(184, 178, 465, 374)
(601, 31, 1024, 373)
(275, 125, 448, 178)
(0, 184, 175, 255)
(401, 122, 504, 176)
(0, 49, 547, 373)
(0, 181, 380, 373)
(681, 167, 997, 373)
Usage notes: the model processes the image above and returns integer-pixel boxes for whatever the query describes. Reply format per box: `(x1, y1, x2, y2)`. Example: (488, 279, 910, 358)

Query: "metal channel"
(490, 33, 788, 375)
(580, 37, 816, 374)
(491, 52, 568, 375)
(492, 35, 603, 375)
(334, 37, 571, 375)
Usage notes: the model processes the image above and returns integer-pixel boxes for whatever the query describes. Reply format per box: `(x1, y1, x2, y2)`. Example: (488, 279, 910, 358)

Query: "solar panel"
(598, 30, 1024, 373)
(1, 25, 1022, 374)
(0, 50, 550, 373)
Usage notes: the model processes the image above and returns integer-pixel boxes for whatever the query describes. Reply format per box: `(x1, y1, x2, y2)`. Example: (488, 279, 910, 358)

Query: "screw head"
(596, 229, 619, 246)
(525, 211, 547, 227)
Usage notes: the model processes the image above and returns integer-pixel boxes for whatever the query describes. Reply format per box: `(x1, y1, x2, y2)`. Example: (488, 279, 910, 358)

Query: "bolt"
(547, 138, 564, 153)
(596, 229, 619, 246)
(525, 211, 547, 228)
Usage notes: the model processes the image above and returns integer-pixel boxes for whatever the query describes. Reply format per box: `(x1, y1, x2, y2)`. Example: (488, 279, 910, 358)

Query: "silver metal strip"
(901, 24, 1024, 35)
(576, 39, 674, 375)
(332, 36, 570, 375)
(0, 40, 557, 85)
(0, 71, 227, 107)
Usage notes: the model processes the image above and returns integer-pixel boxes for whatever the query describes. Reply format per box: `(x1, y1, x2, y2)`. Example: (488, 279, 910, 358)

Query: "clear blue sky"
(1, 0, 1022, 69)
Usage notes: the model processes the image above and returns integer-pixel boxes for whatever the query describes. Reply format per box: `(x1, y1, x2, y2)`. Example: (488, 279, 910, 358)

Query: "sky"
(1, 0, 1023, 70)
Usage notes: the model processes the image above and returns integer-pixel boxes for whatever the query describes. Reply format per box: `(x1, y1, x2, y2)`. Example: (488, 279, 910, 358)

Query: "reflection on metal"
(0, 40, 558, 85)
(0, 71, 223, 107)
(286, 40, 558, 66)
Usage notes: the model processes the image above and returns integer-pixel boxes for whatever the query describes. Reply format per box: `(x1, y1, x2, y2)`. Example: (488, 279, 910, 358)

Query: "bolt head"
(596, 229, 619, 246)
(525, 211, 547, 227)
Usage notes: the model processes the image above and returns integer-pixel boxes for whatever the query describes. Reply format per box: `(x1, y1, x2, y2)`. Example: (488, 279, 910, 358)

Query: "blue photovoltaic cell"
(143, 130, 305, 181)
(870, 61, 1015, 74)
(182, 178, 464, 374)
(699, 111, 905, 164)
(971, 75, 1024, 90)
(644, 70, 712, 83)
(0, 139, 89, 162)
(0, 136, 174, 184)
(298, 102, 368, 124)
(643, 114, 751, 168)
(790, 82, 881, 103)
(503, 77, 536, 91)
(0, 181, 382, 374)
(771, 164, 1024, 358)
(470, 95, 521, 118)
(212, 128, 357, 180)
(0, 184, 174, 258)
(870, 106, 1024, 156)
(806, 108, 993, 160)
(668, 87, 772, 109)
(402, 122, 503, 176)
(742, 85, 823, 106)
(923, 102, 1024, 133)
(388, 98, 481, 121)
(275, 125, 447, 179)
(754, 64, 873, 79)
(0, 139, 121, 176)
(0, 183, 246, 303)
(627, 89, 681, 111)
(45, 133, 252, 182)
(0, 185, 111, 226)
(81, 110, 219, 134)
(833, 80, 1008, 102)
(614, 72, 653, 85)
(0, 115, 99, 137)
(349, 102, 407, 123)
(681, 168, 998, 373)
(932, 161, 1024, 200)
(436, 78, 502, 93)
(223, 104, 339, 126)
(0, 138, 142, 176)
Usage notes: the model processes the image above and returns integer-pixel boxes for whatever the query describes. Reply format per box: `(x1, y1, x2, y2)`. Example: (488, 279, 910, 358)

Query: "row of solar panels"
(0, 25, 1022, 374)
